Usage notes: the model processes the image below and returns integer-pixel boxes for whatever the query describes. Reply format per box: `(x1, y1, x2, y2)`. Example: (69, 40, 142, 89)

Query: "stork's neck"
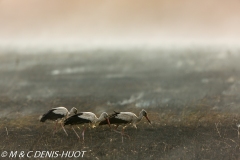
(96, 114, 106, 123)
(68, 111, 74, 116)
(68, 112, 72, 116)
(136, 113, 144, 122)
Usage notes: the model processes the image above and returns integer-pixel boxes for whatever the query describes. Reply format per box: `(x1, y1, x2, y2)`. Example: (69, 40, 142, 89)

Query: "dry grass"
(1, 105, 240, 160)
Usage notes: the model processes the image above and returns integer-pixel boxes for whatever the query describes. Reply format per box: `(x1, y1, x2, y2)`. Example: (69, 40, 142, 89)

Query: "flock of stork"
(39, 107, 151, 142)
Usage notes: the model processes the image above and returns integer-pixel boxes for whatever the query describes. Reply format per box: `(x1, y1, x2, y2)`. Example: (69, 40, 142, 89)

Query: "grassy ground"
(1, 97, 240, 160)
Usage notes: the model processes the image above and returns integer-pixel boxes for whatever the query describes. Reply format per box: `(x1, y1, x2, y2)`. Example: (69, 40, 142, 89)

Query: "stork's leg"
(112, 125, 120, 133)
(121, 131, 124, 143)
(53, 121, 58, 135)
(121, 128, 130, 139)
(113, 126, 130, 143)
(113, 129, 121, 134)
(120, 128, 130, 143)
(82, 126, 87, 141)
(60, 122, 68, 136)
(111, 125, 119, 133)
(72, 127, 80, 140)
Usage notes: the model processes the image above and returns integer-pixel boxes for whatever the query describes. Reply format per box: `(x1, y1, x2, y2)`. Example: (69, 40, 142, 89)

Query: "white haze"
(1, 0, 240, 53)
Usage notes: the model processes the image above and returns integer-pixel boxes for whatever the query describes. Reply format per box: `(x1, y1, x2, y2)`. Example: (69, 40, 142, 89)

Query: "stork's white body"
(52, 107, 68, 116)
(40, 107, 77, 136)
(77, 112, 99, 125)
(65, 112, 108, 126)
(52, 106, 77, 117)
(99, 109, 151, 142)
(100, 110, 150, 129)
(64, 112, 109, 141)
(113, 112, 140, 128)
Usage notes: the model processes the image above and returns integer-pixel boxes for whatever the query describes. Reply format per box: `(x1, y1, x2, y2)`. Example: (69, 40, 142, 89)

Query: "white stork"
(99, 109, 151, 142)
(64, 112, 110, 141)
(40, 107, 77, 136)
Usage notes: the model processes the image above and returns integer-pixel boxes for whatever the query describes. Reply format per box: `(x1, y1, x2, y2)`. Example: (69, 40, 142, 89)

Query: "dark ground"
(1, 47, 240, 159)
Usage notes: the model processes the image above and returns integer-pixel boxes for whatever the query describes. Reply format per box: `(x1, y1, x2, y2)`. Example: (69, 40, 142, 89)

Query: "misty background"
(0, 0, 240, 116)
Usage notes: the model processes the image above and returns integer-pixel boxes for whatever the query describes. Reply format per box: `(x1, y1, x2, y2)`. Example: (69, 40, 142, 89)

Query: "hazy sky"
(1, 0, 240, 48)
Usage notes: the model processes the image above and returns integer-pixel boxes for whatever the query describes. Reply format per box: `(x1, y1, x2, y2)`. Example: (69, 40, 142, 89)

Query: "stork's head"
(140, 109, 151, 124)
(99, 112, 111, 128)
(69, 107, 78, 115)
(100, 112, 109, 119)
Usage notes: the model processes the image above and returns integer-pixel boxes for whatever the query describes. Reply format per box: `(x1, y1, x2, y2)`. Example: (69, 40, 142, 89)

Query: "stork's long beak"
(107, 118, 111, 128)
(145, 116, 151, 124)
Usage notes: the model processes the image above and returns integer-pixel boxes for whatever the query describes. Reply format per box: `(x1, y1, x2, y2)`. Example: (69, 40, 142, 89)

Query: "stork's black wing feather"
(99, 111, 128, 125)
(40, 109, 65, 122)
(109, 111, 120, 118)
(64, 113, 92, 125)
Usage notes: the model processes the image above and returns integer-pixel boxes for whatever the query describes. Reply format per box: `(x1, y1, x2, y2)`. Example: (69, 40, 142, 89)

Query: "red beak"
(145, 116, 151, 124)
(107, 118, 111, 128)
